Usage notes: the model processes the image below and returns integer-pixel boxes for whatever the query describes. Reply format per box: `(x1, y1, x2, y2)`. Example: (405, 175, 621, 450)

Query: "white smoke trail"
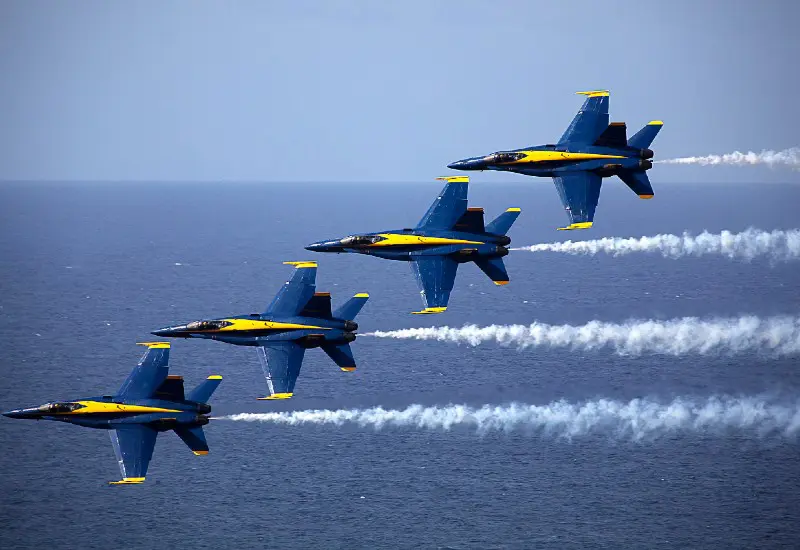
(511, 228, 800, 261)
(219, 396, 800, 440)
(365, 315, 800, 356)
(656, 147, 800, 169)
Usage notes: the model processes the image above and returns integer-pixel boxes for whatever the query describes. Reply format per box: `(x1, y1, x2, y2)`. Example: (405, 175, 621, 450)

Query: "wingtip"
(648, 120, 664, 126)
(576, 90, 609, 97)
(109, 477, 146, 485)
(257, 393, 293, 400)
(411, 307, 447, 315)
(135, 342, 171, 349)
(283, 261, 317, 268)
(435, 176, 469, 183)
(353, 293, 369, 298)
(494, 281, 510, 286)
(207, 375, 223, 380)
(506, 207, 521, 213)
(340, 366, 356, 372)
(193, 450, 209, 456)
(557, 222, 593, 231)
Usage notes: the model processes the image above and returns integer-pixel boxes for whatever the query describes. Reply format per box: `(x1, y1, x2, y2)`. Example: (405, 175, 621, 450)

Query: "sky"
(0, 0, 798, 183)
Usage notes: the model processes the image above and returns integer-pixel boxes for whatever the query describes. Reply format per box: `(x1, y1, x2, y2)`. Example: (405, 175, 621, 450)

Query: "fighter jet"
(447, 90, 662, 230)
(152, 261, 368, 400)
(2, 342, 220, 484)
(305, 176, 519, 314)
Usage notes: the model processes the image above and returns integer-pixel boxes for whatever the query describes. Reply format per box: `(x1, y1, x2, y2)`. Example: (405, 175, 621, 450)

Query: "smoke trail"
(512, 228, 800, 261)
(365, 315, 800, 356)
(657, 147, 800, 169)
(219, 396, 800, 440)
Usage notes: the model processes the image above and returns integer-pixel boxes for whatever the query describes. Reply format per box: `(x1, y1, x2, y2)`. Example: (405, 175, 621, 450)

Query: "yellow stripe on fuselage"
(369, 234, 484, 247)
(67, 401, 182, 415)
(499, 151, 625, 165)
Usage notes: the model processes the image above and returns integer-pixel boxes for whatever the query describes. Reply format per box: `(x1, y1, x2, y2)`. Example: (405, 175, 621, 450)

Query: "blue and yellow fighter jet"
(2, 342, 221, 484)
(305, 176, 520, 314)
(152, 261, 368, 400)
(447, 91, 662, 230)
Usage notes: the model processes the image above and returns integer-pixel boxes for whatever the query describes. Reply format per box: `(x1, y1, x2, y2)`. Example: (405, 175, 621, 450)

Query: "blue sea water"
(0, 181, 798, 549)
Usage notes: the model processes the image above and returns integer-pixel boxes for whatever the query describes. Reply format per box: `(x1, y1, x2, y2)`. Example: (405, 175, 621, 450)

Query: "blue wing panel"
(264, 264, 317, 317)
(256, 342, 307, 397)
(558, 93, 610, 146)
(552, 173, 603, 226)
(116, 346, 170, 400)
(416, 181, 469, 230)
(109, 425, 158, 481)
(410, 257, 459, 311)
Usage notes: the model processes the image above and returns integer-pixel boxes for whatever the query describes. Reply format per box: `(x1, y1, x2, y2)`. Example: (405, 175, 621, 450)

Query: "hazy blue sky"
(1, 1, 798, 183)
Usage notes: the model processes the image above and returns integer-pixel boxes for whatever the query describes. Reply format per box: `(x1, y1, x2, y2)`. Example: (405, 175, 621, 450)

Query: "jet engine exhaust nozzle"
(640, 148, 654, 160)
(343, 320, 358, 332)
(639, 159, 653, 170)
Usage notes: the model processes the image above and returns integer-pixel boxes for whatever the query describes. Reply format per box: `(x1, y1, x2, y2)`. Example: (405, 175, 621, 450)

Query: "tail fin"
(333, 293, 369, 321)
(321, 342, 357, 372)
(617, 171, 654, 199)
(485, 208, 521, 235)
(186, 375, 222, 403)
(627, 121, 663, 149)
(474, 257, 510, 286)
(174, 426, 209, 455)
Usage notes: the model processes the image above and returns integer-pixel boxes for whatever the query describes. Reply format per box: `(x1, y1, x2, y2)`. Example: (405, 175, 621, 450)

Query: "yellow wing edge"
(136, 342, 170, 349)
(109, 477, 146, 485)
(435, 176, 469, 183)
(283, 261, 317, 268)
(557, 222, 593, 231)
(257, 392, 293, 400)
(576, 90, 609, 97)
(412, 307, 447, 315)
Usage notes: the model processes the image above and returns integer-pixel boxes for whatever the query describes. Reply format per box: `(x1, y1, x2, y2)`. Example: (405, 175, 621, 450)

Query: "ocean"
(0, 180, 798, 549)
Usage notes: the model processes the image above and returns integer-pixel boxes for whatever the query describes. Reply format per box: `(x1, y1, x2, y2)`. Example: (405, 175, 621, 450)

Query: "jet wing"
(255, 342, 307, 399)
(264, 262, 317, 317)
(109, 425, 158, 484)
(557, 91, 610, 146)
(116, 342, 171, 400)
(552, 172, 602, 230)
(410, 256, 459, 314)
(416, 177, 469, 231)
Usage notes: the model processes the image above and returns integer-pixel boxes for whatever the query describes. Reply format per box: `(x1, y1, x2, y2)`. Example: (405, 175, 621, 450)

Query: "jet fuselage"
(306, 228, 510, 262)
(3, 396, 210, 430)
(448, 144, 653, 179)
(152, 314, 357, 348)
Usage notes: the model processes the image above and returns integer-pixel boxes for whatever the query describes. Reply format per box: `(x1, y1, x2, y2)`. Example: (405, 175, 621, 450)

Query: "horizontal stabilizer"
(174, 426, 209, 455)
(627, 121, 663, 149)
(593, 122, 627, 148)
(617, 171, 654, 199)
(474, 257, 510, 286)
(299, 292, 333, 319)
(333, 293, 369, 321)
(186, 375, 222, 403)
(322, 342, 357, 372)
(485, 208, 520, 236)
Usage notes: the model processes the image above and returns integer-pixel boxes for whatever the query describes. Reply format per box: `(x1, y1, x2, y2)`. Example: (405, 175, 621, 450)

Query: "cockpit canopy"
(486, 152, 526, 164)
(186, 320, 231, 331)
(340, 235, 386, 246)
(38, 402, 85, 414)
